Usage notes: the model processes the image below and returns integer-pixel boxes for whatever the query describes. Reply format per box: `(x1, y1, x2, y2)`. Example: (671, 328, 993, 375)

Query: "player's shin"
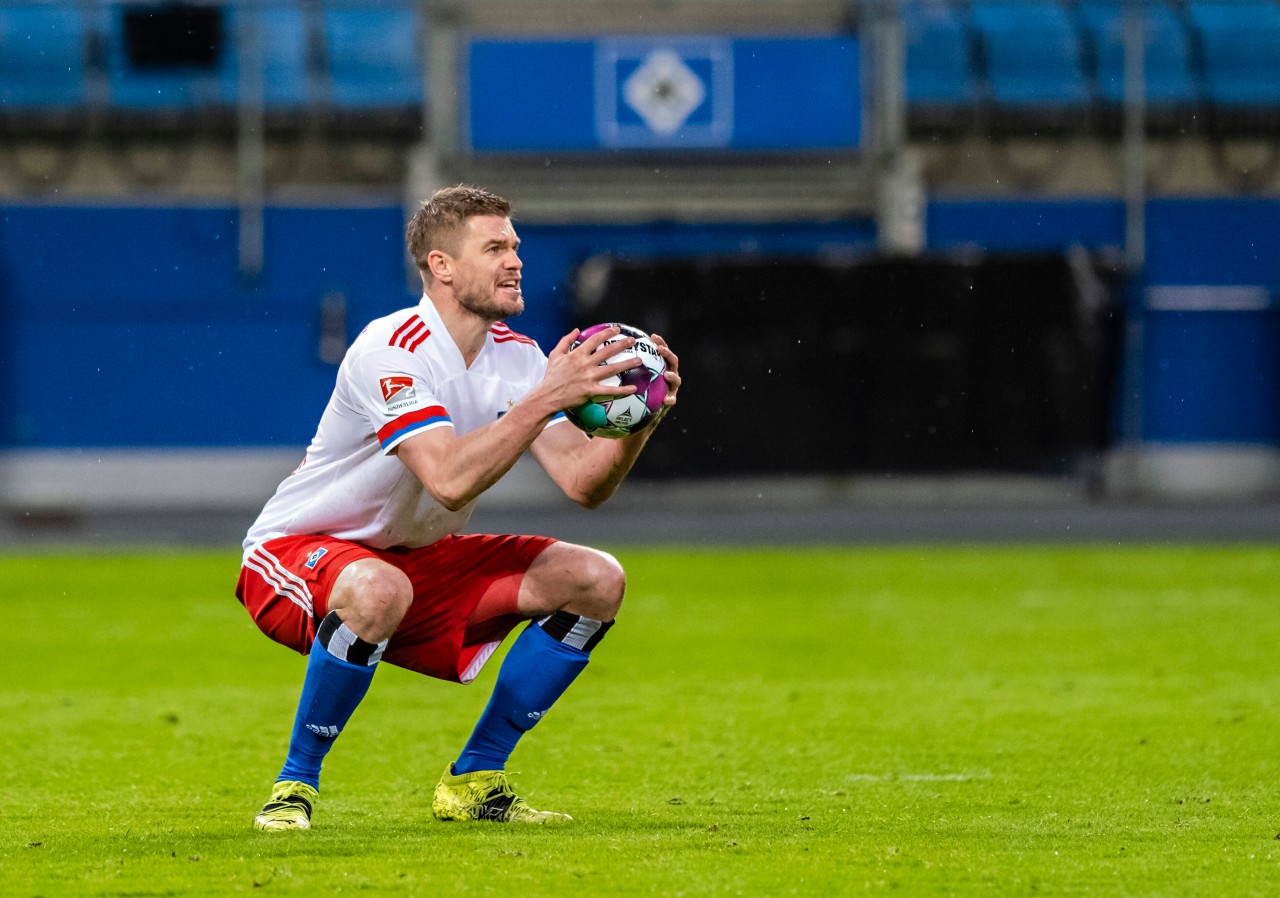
(276, 610, 387, 788)
(452, 611, 613, 775)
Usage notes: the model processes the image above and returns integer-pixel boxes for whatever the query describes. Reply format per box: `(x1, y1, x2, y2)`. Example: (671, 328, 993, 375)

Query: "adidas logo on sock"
(306, 724, 341, 738)
(526, 709, 549, 721)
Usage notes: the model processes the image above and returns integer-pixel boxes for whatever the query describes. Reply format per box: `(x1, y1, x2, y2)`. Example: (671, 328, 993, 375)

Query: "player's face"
(449, 215, 523, 321)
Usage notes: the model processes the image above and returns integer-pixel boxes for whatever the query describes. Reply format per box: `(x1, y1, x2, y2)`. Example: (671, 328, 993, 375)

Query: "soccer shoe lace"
(432, 766, 571, 824)
(252, 780, 319, 832)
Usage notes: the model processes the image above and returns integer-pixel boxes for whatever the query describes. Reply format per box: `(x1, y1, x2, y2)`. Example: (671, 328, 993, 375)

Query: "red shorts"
(236, 533, 556, 683)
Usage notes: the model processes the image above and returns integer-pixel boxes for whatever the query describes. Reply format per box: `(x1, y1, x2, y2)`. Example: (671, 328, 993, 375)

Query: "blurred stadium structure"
(1, 0, 1279, 542)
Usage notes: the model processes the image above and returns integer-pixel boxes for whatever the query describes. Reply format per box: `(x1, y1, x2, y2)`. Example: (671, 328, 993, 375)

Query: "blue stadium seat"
(1186, 1, 1280, 109)
(902, 0, 978, 124)
(322, 3, 423, 131)
(0, 5, 90, 120)
(970, 0, 1089, 123)
(1077, 0, 1196, 109)
(216, 5, 316, 119)
(102, 1, 235, 126)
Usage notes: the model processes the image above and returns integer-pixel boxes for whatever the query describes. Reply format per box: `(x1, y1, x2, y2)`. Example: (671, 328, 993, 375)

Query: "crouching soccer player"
(235, 185, 679, 830)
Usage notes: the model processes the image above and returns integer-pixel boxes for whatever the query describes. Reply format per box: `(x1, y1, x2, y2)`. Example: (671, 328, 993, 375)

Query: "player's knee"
(358, 567, 413, 627)
(570, 547, 626, 621)
(330, 560, 413, 642)
(523, 543, 626, 622)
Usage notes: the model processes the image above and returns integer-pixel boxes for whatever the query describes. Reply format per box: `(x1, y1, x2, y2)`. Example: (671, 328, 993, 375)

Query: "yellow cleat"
(432, 766, 571, 824)
(252, 780, 319, 832)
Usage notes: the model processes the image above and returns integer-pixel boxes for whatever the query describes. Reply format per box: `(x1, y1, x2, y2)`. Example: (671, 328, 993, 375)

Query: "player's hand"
(648, 333, 680, 421)
(544, 325, 642, 409)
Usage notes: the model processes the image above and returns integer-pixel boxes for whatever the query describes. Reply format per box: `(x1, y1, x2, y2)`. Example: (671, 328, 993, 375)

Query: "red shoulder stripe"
(406, 328, 431, 352)
(490, 323, 536, 346)
(390, 314, 422, 345)
(391, 315, 430, 350)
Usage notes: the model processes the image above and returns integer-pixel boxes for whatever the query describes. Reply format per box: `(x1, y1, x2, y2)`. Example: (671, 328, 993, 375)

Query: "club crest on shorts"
(305, 547, 328, 569)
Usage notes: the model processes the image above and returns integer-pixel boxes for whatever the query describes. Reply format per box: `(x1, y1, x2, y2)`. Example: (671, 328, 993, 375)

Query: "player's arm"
(531, 334, 680, 509)
(394, 327, 642, 511)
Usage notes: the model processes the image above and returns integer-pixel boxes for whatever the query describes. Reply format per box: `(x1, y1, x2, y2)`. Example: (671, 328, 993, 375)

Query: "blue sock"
(277, 611, 384, 789)
(453, 612, 612, 774)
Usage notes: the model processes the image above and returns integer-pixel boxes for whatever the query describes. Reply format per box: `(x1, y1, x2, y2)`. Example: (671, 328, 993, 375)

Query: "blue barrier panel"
(0, 206, 876, 448)
(6, 198, 1278, 452)
(1141, 197, 1280, 444)
(1142, 291, 1280, 444)
(467, 34, 861, 152)
(0, 205, 416, 448)
(1146, 197, 1280, 286)
(926, 198, 1125, 251)
(468, 39, 597, 151)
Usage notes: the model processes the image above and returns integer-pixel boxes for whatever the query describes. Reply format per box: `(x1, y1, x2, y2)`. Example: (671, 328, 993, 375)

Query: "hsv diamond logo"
(304, 547, 328, 570)
(380, 376, 415, 404)
(623, 49, 706, 135)
(596, 36, 733, 149)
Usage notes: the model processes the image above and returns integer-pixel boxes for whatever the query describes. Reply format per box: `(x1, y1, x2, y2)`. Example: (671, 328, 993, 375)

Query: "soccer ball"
(565, 323, 668, 438)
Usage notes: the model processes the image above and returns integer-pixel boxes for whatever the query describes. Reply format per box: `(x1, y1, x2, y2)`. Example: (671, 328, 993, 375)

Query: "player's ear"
(427, 249, 452, 284)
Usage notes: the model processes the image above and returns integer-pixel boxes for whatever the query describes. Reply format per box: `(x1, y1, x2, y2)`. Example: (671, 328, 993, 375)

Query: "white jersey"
(244, 294, 565, 556)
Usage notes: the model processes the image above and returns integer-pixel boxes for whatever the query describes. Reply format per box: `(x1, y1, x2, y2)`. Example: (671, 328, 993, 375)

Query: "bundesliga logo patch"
(379, 376, 415, 404)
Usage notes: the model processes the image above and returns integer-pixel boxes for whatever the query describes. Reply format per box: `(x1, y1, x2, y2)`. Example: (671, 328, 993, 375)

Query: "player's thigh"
(515, 541, 627, 620)
(237, 536, 377, 653)
(382, 533, 554, 681)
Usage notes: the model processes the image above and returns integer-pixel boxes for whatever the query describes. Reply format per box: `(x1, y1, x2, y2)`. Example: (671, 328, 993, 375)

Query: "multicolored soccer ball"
(565, 323, 668, 438)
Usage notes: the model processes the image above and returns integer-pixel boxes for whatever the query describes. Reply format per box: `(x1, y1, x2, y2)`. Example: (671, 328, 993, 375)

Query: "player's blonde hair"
(405, 185, 512, 276)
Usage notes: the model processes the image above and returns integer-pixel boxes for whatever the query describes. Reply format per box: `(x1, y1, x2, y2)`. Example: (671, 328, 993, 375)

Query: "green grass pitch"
(3, 545, 1280, 896)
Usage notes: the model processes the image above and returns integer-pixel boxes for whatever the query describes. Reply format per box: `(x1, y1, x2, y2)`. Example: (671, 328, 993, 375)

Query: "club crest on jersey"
(304, 547, 328, 569)
(380, 376, 415, 404)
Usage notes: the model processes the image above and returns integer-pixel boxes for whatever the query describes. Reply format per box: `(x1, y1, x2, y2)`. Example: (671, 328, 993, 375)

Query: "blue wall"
(927, 197, 1125, 251)
(0, 205, 414, 447)
(1142, 198, 1280, 444)
(0, 205, 874, 448)
(1, 198, 1276, 450)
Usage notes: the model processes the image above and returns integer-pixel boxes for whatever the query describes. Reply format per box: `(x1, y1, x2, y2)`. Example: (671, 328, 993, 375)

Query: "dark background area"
(584, 253, 1123, 478)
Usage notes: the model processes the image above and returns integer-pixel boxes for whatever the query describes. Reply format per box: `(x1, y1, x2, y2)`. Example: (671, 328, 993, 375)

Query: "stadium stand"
(102, 2, 234, 130)
(969, 0, 1090, 131)
(6, 0, 1280, 143)
(251, 4, 318, 128)
(901, 0, 979, 133)
(0, 4, 93, 132)
(0, 1, 422, 136)
(320, 2, 424, 135)
(1076, 0, 1197, 131)
(1186, 0, 1280, 132)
